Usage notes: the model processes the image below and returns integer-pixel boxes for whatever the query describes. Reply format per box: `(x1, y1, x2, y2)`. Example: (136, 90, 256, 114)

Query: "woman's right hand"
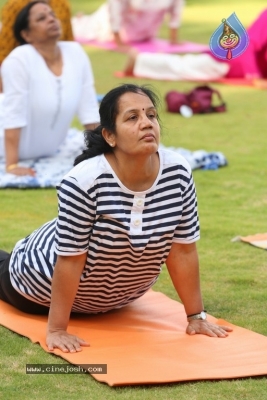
(46, 330, 90, 353)
(6, 166, 36, 176)
(47, 254, 89, 353)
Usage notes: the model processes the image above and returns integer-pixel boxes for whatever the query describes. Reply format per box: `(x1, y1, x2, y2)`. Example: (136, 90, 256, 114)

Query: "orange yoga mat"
(1, 290, 267, 386)
(239, 233, 267, 250)
(232, 233, 267, 250)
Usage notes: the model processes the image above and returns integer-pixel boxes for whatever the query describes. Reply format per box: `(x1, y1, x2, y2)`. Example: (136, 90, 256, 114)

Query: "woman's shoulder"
(60, 155, 110, 192)
(159, 146, 192, 174)
(3, 44, 34, 60)
(1, 44, 36, 70)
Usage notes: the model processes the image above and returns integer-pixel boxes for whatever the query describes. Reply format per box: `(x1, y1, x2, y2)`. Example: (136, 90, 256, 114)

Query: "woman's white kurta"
(1, 42, 99, 160)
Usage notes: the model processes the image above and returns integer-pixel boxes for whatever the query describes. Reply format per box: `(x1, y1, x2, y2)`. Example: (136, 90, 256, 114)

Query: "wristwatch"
(187, 311, 207, 322)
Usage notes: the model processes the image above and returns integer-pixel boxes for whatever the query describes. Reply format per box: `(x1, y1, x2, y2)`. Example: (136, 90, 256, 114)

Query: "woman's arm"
(46, 252, 90, 353)
(166, 242, 232, 337)
(169, 0, 184, 44)
(74, 45, 100, 127)
(108, 0, 123, 37)
(169, 27, 178, 45)
(2, 51, 34, 175)
(5, 128, 35, 176)
(108, 0, 130, 49)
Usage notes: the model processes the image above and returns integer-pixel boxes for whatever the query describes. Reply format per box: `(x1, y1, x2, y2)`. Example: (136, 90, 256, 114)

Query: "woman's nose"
(140, 114, 152, 127)
(48, 12, 56, 22)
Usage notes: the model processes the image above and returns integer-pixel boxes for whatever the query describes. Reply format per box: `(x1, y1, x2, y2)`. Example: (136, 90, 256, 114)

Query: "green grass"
(1, 0, 267, 398)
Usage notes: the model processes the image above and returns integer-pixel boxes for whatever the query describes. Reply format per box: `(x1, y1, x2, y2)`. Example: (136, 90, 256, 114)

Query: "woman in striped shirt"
(0, 84, 232, 353)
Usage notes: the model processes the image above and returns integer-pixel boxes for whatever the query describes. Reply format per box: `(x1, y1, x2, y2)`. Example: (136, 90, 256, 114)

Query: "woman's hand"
(46, 330, 90, 353)
(6, 165, 36, 176)
(186, 320, 233, 338)
(47, 253, 88, 353)
(113, 32, 131, 52)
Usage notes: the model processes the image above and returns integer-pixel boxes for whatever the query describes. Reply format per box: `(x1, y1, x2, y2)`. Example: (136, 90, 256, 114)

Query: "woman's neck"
(106, 152, 160, 192)
(33, 42, 62, 76)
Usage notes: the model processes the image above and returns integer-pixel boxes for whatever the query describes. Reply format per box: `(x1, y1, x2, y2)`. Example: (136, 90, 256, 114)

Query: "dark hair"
(74, 84, 161, 166)
(14, 1, 47, 45)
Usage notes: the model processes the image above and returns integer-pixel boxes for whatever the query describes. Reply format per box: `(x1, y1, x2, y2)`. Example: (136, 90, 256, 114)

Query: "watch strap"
(187, 309, 207, 318)
(187, 310, 207, 322)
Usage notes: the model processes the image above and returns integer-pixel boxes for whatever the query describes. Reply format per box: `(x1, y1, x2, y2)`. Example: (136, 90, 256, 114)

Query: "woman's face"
(22, 2, 61, 43)
(107, 91, 160, 157)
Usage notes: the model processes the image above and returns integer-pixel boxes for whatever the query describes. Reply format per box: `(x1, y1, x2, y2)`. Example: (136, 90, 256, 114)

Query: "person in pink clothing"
(108, 0, 185, 47)
(123, 8, 267, 86)
(220, 8, 267, 79)
(71, 0, 184, 49)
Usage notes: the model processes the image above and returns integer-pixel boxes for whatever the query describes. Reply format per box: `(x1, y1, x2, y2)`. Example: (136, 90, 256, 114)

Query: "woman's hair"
(14, 1, 47, 45)
(74, 83, 161, 166)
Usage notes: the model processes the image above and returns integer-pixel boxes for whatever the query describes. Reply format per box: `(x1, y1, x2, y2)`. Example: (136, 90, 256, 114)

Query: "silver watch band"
(187, 311, 207, 322)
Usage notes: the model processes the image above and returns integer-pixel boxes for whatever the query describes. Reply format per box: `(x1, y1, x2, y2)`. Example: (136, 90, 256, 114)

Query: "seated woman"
(123, 9, 267, 84)
(0, 0, 74, 64)
(0, 83, 232, 353)
(72, 0, 185, 48)
(0, 1, 99, 176)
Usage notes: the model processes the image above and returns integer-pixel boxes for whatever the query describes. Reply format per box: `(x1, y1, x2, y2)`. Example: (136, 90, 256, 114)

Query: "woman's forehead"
(118, 92, 154, 112)
(29, 2, 51, 17)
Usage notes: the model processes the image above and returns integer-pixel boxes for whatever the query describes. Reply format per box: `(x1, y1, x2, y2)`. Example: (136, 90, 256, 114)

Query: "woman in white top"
(1, 1, 99, 177)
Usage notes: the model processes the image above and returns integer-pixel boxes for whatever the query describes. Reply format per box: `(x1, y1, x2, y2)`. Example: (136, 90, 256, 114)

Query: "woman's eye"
(37, 16, 46, 21)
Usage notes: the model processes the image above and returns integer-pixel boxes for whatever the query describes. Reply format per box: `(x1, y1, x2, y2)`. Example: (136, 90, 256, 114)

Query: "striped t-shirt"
(9, 148, 200, 313)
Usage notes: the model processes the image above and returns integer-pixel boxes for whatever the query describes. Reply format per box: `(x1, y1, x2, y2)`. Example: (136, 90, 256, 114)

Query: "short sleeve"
(1, 53, 29, 129)
(173, 171, 200, 243)
(55, 176, 96, 255)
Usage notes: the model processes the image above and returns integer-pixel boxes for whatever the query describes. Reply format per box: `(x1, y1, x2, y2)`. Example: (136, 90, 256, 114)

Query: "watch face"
(200, 311, 207, 320)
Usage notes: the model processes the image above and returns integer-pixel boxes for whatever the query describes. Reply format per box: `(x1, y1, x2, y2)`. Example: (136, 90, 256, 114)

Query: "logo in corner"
(209, 12, 249, 60)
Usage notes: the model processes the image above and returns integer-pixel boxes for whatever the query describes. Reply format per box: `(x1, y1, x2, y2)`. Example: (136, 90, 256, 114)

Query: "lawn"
(0, 0, 267, 399)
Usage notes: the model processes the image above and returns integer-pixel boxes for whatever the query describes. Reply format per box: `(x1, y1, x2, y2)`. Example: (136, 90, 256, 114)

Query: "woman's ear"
(102, 128, 116, 148)
(20, 29, 31, 43)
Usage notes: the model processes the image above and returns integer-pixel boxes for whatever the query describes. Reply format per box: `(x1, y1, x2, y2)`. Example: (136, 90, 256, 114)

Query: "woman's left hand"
(186, 320, 233, 338)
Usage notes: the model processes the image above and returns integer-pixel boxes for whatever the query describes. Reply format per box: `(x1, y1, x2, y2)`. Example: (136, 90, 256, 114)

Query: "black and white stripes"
(10, 148, 200, 313)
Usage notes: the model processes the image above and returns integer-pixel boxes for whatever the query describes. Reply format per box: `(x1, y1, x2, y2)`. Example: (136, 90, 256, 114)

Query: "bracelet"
(6, 163, 19, 171)
(187, 310, 207, 318)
